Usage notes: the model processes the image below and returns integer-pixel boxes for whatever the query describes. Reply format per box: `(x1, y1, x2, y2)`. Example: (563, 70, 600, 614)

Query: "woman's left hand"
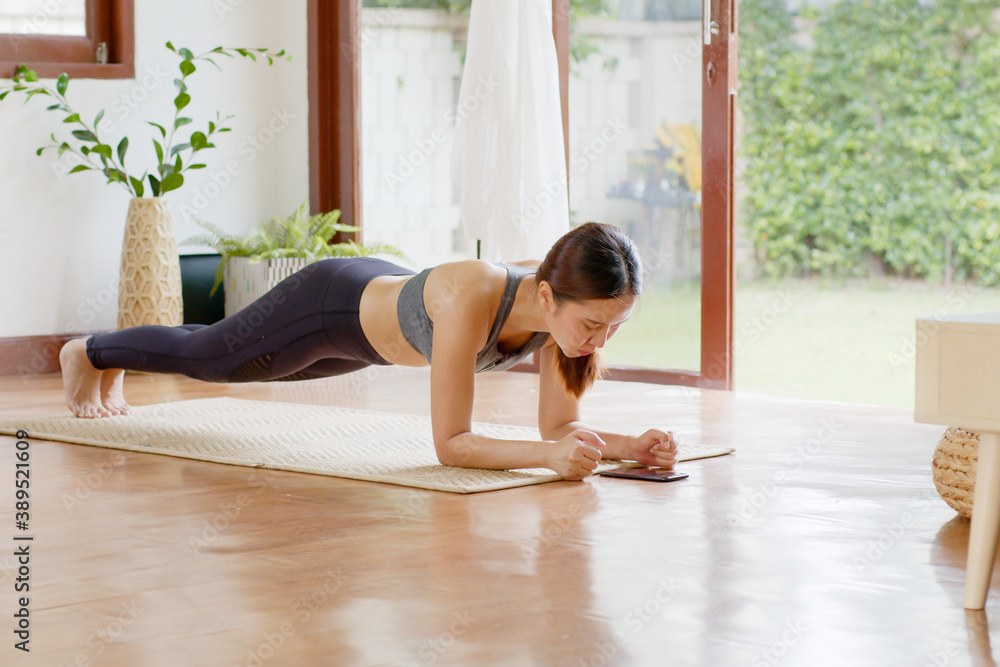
(626, 429, 680, 469)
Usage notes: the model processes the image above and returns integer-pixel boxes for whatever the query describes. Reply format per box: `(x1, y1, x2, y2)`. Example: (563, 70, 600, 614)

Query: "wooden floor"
(0, 366, 996, 666)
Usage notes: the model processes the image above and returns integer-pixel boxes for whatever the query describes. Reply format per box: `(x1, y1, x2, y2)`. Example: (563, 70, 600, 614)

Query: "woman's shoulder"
(427, 258, 507, 282)
(423, 259, 507, 304)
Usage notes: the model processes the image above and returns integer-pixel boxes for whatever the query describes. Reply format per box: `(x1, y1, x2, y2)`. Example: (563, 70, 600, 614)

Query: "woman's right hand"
(548, 429, 605, 480)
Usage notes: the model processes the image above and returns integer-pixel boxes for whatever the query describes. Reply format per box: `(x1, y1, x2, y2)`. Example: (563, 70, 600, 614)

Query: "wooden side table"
(915, 312, 1000, 609)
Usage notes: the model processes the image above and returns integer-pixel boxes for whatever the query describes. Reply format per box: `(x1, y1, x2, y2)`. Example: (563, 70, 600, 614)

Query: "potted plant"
(0, 42, 291, 329)
(182, 201, 408, 318)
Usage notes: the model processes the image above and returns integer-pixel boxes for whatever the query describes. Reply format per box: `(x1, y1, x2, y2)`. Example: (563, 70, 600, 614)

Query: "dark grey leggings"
(86, 257, 416, 382)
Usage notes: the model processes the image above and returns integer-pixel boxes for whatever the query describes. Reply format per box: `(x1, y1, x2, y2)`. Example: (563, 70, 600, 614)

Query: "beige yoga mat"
(0, 397, 733, 493)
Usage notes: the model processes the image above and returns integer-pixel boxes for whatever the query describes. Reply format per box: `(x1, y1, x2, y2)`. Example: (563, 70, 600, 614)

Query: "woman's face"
(545, 293, 635, 358)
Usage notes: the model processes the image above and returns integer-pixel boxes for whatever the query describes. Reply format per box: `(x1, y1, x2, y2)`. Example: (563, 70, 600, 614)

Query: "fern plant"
(181, 201, 407, 295)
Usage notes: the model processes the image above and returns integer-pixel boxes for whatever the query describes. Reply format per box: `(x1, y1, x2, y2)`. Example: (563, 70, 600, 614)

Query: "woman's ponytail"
(536, 222, 642, 399)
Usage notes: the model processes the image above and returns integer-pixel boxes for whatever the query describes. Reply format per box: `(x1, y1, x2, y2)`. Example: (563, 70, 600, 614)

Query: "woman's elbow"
(434, 437, 462, 467)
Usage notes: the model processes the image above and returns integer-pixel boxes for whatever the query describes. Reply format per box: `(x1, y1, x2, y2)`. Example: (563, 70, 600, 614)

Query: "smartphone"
(598, 467, 689, 482)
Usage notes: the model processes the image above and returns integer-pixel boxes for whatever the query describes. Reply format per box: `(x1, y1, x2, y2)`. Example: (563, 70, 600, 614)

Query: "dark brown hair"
(536, 222, 642, 398)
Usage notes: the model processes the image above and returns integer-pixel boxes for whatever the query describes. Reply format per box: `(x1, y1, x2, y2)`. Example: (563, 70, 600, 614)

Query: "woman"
(60, 222, 679, 480)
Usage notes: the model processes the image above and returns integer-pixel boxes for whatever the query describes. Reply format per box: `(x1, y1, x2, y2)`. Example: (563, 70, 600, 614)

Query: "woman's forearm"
(543, 421, 635, 460)
(439, 432, 553, 470)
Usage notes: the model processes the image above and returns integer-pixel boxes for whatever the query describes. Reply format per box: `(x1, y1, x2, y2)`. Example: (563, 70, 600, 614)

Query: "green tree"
(740, 0, 1000, 284)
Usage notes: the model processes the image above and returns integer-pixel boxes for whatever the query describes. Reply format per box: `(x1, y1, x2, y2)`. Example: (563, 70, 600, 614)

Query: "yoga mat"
(0, 397, 734, 494)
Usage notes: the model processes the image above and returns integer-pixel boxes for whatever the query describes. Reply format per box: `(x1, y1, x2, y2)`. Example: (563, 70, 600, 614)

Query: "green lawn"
(604, 278, 1000, 408)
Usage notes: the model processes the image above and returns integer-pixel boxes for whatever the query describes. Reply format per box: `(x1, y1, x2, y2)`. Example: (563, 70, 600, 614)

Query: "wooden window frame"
(308, 0, 736, 390)
(0, 0, 134, 80)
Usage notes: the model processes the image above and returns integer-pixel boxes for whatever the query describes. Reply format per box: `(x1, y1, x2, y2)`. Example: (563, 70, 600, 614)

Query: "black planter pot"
(179, 254, 225, 325)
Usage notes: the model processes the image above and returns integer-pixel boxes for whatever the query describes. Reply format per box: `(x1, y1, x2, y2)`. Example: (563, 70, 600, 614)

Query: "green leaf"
(174, 117, 193, 129)
(69, 165, 91, 174)
(56, 73, 68, 96)
(178, 47, 194, 61)
(147, 121, 167, 138)
(161, 172, 184, 193)
(190, 131, 208, 151)
(129, 175, 144, 198)
(92, 144, 113, 160)
(208, 120, 216, 133)
(165, 41, 175, 52)
(179, 60, 195, 77)
(103, 167, 125, 183)
(57, 143, 69, 157)
(117, 136, 128, 165)
(153, 139, 163, 164)
(24, 68, 39, 83)
(46, 103, 61, 111)
(71, 129, 97, 142)
(94, 109, 105, 128)
(63, 113, 80, 124)
(148, 174, 161, 197)
(173, 78, 187, 94)
(81, 146, 90, 156)
(169, 142, 191, 156)
(187, 164, 207, 170)
(174, 92, 190, 111)
(0, 91, 9, 101)
(35, 147, 44, 156)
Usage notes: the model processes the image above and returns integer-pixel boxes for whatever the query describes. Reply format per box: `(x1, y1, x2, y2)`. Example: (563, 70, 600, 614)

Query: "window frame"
(0, 0, 134, 80)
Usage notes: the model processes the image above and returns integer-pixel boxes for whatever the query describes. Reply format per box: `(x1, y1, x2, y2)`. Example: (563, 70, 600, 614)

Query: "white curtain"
(451, 0, 570, 263)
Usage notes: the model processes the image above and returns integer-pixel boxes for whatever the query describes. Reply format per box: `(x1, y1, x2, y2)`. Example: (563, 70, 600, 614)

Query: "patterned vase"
(117, 198, 184, 329)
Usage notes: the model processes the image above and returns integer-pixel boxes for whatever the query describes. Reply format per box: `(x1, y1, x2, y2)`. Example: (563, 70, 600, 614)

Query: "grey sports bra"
(396, 263, 550, 373)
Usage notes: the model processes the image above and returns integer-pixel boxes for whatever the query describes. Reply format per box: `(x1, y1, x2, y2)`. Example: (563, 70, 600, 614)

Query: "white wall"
(0, 0, 308, 337)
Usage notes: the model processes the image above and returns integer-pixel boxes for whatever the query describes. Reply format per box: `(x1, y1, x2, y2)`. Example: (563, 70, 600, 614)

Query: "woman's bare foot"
(100, 368, 132, 416)
(60, 338, 115, 418)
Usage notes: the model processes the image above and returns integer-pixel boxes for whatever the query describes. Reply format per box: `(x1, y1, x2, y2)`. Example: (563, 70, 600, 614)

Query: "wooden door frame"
(307, 0, 735, 390)
(601, 0, 736, 390)
(307, 0, 361, 239)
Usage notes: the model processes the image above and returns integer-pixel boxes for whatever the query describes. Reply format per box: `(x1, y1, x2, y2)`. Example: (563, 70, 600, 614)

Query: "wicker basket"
(932, 426, 980, 518)
(223, 257, 314, 318)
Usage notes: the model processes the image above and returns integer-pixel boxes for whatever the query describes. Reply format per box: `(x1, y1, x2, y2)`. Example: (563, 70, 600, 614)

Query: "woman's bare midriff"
(358, 261, 541, 367)
(358, 275, 428, 367)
